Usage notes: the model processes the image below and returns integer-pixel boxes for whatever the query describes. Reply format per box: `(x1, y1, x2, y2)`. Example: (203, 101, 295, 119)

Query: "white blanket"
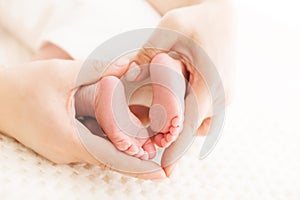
(0, 1, 300, 199)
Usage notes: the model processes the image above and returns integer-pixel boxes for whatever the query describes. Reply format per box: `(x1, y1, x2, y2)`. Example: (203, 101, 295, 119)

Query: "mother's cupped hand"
(0, 59, 166, 179)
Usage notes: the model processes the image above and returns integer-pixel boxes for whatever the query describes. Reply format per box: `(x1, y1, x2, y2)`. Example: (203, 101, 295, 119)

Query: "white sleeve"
(37, 0, 161, 60)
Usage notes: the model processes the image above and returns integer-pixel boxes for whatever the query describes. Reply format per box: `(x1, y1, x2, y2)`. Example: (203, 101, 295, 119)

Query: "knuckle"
(135, 48, 156, 64)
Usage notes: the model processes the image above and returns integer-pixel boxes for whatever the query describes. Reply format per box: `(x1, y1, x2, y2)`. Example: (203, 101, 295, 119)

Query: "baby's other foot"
(149, 53, 186, 147)
(95, 76, 156, 160)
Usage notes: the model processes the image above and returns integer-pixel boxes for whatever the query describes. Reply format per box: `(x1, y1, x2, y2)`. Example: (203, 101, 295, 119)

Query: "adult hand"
(127, 1, 234, 176)
(0, 59, 166, 179)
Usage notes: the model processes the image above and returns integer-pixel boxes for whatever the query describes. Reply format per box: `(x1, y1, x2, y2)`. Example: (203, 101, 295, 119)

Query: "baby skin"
(75, 53, 187, 160)
(149, 53, 187, 147)
(75, 76, 156, 160)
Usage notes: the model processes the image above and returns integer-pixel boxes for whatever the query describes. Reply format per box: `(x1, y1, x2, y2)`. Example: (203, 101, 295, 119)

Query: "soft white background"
(0, 0, 299, 199)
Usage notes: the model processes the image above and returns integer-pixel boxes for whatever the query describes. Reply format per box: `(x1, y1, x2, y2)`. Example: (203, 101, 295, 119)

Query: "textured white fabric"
(0, 1, 300, 200)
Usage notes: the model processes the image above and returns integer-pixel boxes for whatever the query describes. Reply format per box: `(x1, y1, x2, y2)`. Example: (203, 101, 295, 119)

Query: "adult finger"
(196, 117, 212, 136)
(75, 57, 130, 87)
(125, 28, 179, 82)
(163, 118, 212, 178)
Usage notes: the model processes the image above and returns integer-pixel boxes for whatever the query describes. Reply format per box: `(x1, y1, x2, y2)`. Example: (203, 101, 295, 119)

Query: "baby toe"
(171, 116, 181, 127)
(125, 145, 139, 155)
(134, 147, 145, 158)
(142, 139, 157, 159)
(140, 152, 149, 160)
(153, 133, 164, 147)
(161, 138, 169, 147)
(166, 133, 174, 142)
(169, 127, 178, 135)
(115, 138, 131, 151)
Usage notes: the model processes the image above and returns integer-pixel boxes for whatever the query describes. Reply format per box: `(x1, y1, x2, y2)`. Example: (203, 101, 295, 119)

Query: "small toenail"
(141, 152, 149, 160)
(161, 139, 168, 147)
(135, 148, 144, 158)
(131, 145, 139, 154)
(172, 117, 180, 127)
(166, 134, 173, 142)
(139, 147, 144, 154)
(169, 127, 176, 135)
(117, 140, 130, 151)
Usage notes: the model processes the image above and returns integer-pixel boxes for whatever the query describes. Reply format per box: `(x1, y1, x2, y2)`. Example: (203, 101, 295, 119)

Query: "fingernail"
(114, 57, 129, 67)
(125, 62, 141, 81)
(164, 164, 177, 178)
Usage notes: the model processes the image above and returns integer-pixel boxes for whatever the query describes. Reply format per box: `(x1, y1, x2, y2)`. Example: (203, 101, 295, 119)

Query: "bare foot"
(94, 76, 156, 160)
(149, 53, 186, 147)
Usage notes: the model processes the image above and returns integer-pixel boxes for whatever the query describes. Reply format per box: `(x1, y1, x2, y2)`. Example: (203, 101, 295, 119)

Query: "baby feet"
(149, 53, 186, 147)
(94, 76, 156, 160)
(75, 53, 187, 159)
